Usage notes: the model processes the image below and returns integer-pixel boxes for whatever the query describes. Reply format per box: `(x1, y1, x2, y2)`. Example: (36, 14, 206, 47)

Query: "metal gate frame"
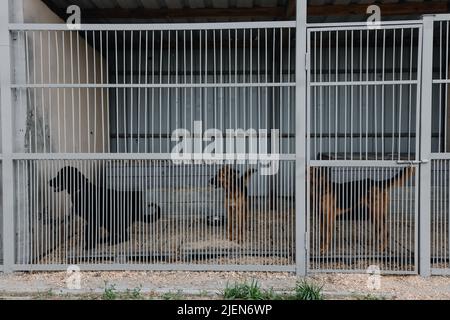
(0, 1, 309, 274)
(3, 2, 450, 276)
(305, 20, 427, 275)
(427, 14, 450, 276)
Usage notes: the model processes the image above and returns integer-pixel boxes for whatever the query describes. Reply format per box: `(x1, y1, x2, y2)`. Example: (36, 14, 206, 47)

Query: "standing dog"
(210, 166, 257, 243)
(49, 166, 161, 250)
(310, 166, 415, 253)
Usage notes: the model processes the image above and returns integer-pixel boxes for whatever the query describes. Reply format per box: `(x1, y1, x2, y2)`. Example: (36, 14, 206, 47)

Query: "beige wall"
(22, 0, 109, 153)
(15, 0, 109, 262)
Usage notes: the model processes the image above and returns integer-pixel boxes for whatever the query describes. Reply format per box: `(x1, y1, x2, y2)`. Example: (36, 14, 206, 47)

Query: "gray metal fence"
(14, 160, 294, 269)
(3, 22, 297, 272)
(431, 15, 450, 275)
(2, 11, 450, 275)
(307, 23, 422, 274)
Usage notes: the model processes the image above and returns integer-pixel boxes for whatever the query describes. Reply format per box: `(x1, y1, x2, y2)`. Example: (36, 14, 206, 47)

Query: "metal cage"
(4, 21, 298, 272)
(1, 4, 450, 276)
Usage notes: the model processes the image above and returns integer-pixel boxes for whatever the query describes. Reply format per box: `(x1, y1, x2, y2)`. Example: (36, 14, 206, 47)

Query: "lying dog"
(49, 166, 161, 250)
(310, 166, 415, 253)
(210, 166, 257, 243)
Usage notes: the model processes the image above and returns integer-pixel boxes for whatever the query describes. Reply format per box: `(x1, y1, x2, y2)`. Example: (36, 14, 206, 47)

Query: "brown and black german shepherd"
(210, 166, 257, 243)
(310, 166, 415, 253)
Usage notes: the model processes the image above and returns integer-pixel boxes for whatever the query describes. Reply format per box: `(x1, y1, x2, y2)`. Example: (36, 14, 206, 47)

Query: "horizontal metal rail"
(430, 14, 450, 22)
(9, 21, 296, 31)
(11, 264, 295, 272)
(309, 160, 415, 167)
(309, 80, 419, 86)
(432, 79, 450, 84)
(11, 83, 296, 89)
(12, 153, 296, 160)
(431, 153, 450, 159)
(307, 22, 422, 31)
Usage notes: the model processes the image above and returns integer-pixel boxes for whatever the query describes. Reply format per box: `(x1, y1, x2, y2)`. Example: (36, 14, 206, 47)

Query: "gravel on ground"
(1, 271, 450, 299)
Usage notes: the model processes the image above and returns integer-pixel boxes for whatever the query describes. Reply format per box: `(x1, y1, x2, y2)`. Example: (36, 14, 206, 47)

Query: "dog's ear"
(223, 165, 234, 172)
(222, 165, 238, 178)
(240, 168, 257, 186)
(49, 166, 70, 191)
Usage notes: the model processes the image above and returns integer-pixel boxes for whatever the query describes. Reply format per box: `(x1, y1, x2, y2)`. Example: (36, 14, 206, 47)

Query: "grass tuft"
(222, 280, 281, 300)
(102, 282, 118, 300)
(124, 285, 144, 300)
(294, 279, 324, 300)
(161, 290, 184, 300)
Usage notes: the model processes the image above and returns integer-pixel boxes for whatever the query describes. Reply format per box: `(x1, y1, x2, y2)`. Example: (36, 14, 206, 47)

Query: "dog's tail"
(384, 166, 415, 188)
(240, 168, 257, 186)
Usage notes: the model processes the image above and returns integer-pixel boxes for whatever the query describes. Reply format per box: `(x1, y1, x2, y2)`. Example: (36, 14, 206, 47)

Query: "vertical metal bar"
(330, 32, 333, 159)
(106, 31, 110, 153)
(344, 31, 348, 159)
(408, 30, 413, 159)
(24, 32, 32, 152)
(442, 159, 450, 268)
(158, 31, 163, 153)
(76, 32, 81, 153)
(359, 31, 362, 159)
(335, 32, 339, 159)
(123, 31, 127, 153)
(420, 17, 434, 277)
(32, 32, 37, 152)
(39, 31, 47, 153)
(144, 31, 149, 154)
(365, 30, 369, 160)
(391, 30, 396, 158)
(138, 31, 142, 154)
(382, 30, 386, 160)
(296, 1, 307, 276)
(431, 160, 436, 268)
(319, 31, 323, 160)
(152, 31, 156, 154)
(130, 31, 134, 154)
(306, 29, 312, 271)
(445, 23, 449, 153)
(93, 31, 98, 155)
(84, 31, 91, 153)
(113, 31, 118, 152)
(398, 29, 404, 160)
(1, 0, 15, 272)
(439, 23, 443, 153)
(374, 30, 378, 160)
(97, 31, 103, 153)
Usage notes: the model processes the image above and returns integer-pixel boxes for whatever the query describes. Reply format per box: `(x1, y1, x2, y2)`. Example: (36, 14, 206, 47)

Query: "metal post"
(0, 0, 14, 273)
(295, 0, 307, 276)
(419, 16, 434, 277)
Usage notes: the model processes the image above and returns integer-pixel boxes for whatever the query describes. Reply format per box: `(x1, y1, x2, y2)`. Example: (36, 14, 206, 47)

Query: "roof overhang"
(40, 0, 450, 23)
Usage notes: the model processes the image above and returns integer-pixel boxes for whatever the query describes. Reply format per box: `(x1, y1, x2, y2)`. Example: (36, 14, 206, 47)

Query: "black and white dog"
(49, 166, 161, 249)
